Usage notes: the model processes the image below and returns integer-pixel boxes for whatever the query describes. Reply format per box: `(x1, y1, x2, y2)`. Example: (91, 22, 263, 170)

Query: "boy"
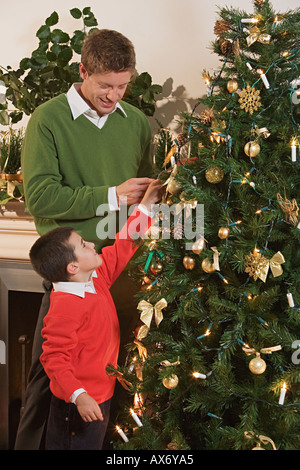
(29, 180, 161, 450)
(16, 29, 153, 449)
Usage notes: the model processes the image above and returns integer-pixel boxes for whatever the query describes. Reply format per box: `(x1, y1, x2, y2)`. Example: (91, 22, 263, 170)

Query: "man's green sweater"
(21, 94, 153, 251)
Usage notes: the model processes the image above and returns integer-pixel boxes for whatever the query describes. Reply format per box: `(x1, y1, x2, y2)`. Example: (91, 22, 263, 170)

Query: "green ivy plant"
(0, 7, 162, 125)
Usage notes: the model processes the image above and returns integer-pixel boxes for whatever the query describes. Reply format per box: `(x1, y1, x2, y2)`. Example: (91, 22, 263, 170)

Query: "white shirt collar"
(66, 83, 127, 121)
(53, 271, 98, 298)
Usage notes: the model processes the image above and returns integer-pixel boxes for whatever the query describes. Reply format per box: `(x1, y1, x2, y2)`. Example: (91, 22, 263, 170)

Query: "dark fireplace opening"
(8, 290, 43, 449)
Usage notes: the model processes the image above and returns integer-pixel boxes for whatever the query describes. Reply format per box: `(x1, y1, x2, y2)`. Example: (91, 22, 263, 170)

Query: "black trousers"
(14, 271, 139, 450)
(46, 395, 111, 450)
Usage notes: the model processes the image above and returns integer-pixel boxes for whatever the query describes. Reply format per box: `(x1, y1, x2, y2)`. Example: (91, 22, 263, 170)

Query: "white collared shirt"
(66, 83, 127, 130)
(66, 84, 128, 211)
(53, 270, 98, 298)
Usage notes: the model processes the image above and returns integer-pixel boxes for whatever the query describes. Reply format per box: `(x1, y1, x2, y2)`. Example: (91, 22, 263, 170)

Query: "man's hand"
(75, 392, 103, 422)
(116, 177, 155, 206)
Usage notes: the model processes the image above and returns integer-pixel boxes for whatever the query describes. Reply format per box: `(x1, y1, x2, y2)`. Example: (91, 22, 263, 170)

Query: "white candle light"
(258, 69, 270, 89)
(193, 371, 207, 380)
(287, 292, 295, 308)
(246, 62, 253, 71)
(279, 382, 287, 405)
(130, 408, 143, 427)
(116, 425, 129, 442)
(241, 18, 258, 24)
(291, 139, 297, 162)
(170, 155, 176, 167)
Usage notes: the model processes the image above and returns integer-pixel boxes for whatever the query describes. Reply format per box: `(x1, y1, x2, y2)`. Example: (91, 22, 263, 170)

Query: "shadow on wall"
(149, 76, 205, 134)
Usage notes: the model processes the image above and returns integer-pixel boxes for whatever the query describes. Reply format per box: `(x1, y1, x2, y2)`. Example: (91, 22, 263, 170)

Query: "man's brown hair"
(81, 29, 136, 75)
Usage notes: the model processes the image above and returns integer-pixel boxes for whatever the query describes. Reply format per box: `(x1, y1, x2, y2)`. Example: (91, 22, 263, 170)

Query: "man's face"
(79, 64, 132, 116)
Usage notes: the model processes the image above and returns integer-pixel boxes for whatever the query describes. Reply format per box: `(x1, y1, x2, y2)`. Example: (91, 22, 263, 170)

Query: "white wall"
(1, 0, 299, 131)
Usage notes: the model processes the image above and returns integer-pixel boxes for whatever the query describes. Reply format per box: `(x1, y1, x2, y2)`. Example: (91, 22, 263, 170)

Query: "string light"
(134, 392, 144, 409)
(286, 292, 295, 308)
(237, 338, 250, 349)
(197, 323, 213, 340)
(243, 292, 253, 300)
(291, 138, 297, 162)
(217, 272, 229, 284)
(233, 178, 255, 188)
(272, 16, 278, 30)
(128, 356, 137, 372)
(241, 18, 259, 24)
(255, 206, 270, 214)
(228, 220, 242, 227)
(204, 76, 212, 96)
(279, 382, 287, 405)
(193, 371, 207, 380)
(258, 317, 269, 328)
(257, 69, 270, 89)
(116, 425, 129, 442)
(130, 408, 143, 427)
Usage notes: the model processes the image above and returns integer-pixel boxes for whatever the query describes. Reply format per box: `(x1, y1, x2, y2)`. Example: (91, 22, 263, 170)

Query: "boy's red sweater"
(40, 206, 152, 404)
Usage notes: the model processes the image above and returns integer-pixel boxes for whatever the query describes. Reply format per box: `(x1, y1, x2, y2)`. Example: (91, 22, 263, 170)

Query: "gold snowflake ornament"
(245, 249, 267, 281)
(238, 84, 262, 114)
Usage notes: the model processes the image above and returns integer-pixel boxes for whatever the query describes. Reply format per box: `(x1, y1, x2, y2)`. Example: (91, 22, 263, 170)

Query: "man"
(14, 29, 154, 450)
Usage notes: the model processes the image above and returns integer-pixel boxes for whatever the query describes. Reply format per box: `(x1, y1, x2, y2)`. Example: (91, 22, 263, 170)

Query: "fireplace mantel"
(0, 200, 39, 262)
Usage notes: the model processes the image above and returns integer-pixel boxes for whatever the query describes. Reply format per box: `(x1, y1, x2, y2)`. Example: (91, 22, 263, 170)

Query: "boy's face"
(79, 64, 132, 117)
(68, 231, 102, 279)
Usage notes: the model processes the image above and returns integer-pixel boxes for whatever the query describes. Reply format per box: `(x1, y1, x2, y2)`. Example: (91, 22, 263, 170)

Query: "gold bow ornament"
(244, 431, 277, 450)
(242, 344, 282, 356)
(277, 193, 299, 226)
(254, 125, 270, 139)
(174, 192, 198, 218)
(137, 298, 168, 339)
(246, 26, 271, 46)
(160, 357, 181, 367)
(245, 249, 285, 282)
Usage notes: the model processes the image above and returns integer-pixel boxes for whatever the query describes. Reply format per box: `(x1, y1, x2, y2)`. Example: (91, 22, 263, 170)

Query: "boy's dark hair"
(81, 29, 136, 75)
(29, 226, 77, 283)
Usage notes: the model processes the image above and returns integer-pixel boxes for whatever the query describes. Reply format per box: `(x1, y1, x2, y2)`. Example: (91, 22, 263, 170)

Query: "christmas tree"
(109, 0, 300, 450)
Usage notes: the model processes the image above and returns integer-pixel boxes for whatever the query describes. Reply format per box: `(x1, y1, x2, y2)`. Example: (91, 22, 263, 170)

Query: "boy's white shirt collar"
(53, 271, 98, 298)
(66, 83, 127, 122)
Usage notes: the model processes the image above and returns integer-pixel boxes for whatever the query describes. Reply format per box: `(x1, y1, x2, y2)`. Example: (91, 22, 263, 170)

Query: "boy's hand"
(116, 177, 155, 205)
(140, 179, 163, 211)
(75, 392, 103, 422)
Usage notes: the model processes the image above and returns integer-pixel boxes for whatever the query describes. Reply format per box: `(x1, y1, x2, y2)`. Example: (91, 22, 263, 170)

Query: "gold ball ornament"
(227, 79, 239, 93)
(244, 141, 261, 157)
(150, 261, 163, 275)
(249, 354, 266, 375)
(162, 374, 179, 389)
(218, 226, 230, 239)
(252, 445, 265, 450)
(167, 179, 181, 195)
(183, 255, 196, 270)
(201, 258, 216, 273)
(205, 166, 224, 184)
